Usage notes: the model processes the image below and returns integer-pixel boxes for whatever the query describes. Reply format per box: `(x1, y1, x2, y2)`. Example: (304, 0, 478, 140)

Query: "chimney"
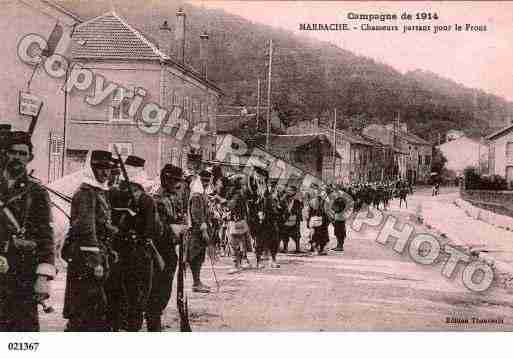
(175, 7, 186, 64)
(158, 20, 172, 57)
(199, 31, 209, 79)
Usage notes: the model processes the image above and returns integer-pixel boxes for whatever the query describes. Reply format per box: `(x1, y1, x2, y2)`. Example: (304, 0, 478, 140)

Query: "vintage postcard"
(1, 0, 512, 352)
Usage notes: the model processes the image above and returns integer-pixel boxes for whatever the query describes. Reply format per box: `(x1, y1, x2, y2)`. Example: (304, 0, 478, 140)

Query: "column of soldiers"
(0, 123, 414, 332)
(61, 149, 216, 332)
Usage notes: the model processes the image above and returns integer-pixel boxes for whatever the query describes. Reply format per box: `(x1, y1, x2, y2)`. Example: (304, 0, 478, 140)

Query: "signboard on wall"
(19, 91, 43, 117)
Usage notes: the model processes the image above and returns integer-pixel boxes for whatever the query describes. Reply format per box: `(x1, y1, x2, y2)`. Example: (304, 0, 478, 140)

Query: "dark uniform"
(119, 187, 161, 331)
(0, 173, 55, 331)
(307, 190, 330, 255)
(279, 187, 303, 253)
(146, 164, 186, 331)
(63, 150, 117, 331)
(187, 170, 213, 291)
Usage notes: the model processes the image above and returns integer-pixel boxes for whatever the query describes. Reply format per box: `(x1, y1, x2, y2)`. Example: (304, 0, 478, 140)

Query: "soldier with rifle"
(147, 164, 187, 331)
(62, 150, 118, 331)
(0, 131, 56, 331)
(112, 153, 164, 331)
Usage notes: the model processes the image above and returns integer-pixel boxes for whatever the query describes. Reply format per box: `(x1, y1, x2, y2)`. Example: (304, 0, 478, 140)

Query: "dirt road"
(41, 189, 513, 331)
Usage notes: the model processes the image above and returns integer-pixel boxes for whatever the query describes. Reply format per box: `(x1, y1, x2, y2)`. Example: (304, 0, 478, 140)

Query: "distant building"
(0, 0, 81, 183)
(437, 136, 488, 177)
(64, 9, 222, 178)
(287, 120, 403, 184)
(446, 129, 465, 142)
(363, 122, 432, 184)
(487, 123, 513, 188)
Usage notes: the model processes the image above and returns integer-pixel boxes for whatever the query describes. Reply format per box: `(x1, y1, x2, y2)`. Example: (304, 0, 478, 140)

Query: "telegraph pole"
(332, 108, 337, 181)
(256, 78, 261, 130)
(266, 39, 273, 150)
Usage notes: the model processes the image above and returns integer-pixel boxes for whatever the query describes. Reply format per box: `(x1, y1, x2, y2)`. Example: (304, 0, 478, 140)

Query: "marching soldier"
(187, 169, 213, 291)
(116, 155, 163, 331)
(146, 164, 186, 331)
(253, 168, 280, 269)
(63, 150, 118, 331)
(0, 131, 55, 331)
(279, 185, 303, 253)
(306, 183, 330, 256)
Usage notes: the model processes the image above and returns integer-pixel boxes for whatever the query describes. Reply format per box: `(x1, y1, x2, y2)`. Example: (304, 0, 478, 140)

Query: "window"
(425, 155, 431, 166)
(111, 87, 133, 121)
(109, 142, 133, 160)
(506, 142, 513, 161)
(172, 147, 182, 166)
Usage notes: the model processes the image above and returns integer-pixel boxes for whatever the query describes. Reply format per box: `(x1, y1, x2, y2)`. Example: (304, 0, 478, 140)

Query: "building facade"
(363, 122, 432, 184)
(0, 0, 81, 183)
(487, 123, 513, 188)
(64, 10, 221, 178)
(437, 136, 488, 177)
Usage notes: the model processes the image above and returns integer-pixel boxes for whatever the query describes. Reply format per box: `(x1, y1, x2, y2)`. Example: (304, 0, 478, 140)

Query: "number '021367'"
(7, 342, 40, 351)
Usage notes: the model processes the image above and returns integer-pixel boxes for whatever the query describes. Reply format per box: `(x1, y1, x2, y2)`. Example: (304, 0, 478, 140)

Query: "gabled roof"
(402, 131, 432, 146)
(216, 114, 256, 134)
(72, 11, 169, 61)
(254, 133, 341, 158)
(71, 11, 223, 93)
(487, 123, 513, 141)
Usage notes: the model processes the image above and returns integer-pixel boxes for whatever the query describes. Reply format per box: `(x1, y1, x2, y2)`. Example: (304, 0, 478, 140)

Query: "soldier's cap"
(91, 150, 116, 169)
(187, 152, 202, 162)
(253, 166, 269, 179)
(9, 131, 32, 147)
(161, 164, 184, 181)
(287, 185, 298, 192)
(125, 155, 145, 168)
(199, 169, 212, 179)
(211, 165, 224, 180)
(0, 124, 12, 132)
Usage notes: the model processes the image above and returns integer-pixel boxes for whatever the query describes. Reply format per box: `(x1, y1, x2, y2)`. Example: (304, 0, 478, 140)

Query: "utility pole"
(266, 39, 273, 150)
(256, 78, 261, 130)
(332, 108, 337, 181)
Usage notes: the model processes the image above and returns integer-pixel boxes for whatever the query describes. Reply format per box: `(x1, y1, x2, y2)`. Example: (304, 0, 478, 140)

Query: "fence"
(460, 189, 513, 218)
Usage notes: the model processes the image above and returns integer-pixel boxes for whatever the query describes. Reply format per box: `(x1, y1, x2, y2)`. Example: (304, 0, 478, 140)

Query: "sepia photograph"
(0, 0, 512, 354)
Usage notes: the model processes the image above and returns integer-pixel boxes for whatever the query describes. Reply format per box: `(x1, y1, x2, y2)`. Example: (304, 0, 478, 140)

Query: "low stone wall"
(460, 189, 513, 218)
(454, 197, 513, 231)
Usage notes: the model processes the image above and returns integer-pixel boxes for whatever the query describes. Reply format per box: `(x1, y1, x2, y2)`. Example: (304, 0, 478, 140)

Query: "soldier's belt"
(80, 246, 101, 253)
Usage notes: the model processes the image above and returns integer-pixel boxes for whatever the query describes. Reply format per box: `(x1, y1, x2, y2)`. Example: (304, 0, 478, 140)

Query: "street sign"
(19, 91, 43, 117)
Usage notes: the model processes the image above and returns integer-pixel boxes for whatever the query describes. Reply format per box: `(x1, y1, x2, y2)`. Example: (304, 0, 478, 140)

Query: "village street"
(40, 187, 513, 331)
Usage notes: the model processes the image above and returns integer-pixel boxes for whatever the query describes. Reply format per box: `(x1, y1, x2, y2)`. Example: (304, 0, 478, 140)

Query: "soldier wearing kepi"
(279, 185, 303, 253)
(146, 164, 186, 331)
(116, 155, 163, 331)
(187, 168, 213, 292)
(0, 131, 55, 332)
(63, 150, 118, 331)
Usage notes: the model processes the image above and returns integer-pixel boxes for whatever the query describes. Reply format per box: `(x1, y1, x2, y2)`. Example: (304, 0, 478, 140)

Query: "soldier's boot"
(294, 238, 302, 253)
(228, 251, 242, 274)
(270, 258, 280, 269)
(146, 314, 162, 332)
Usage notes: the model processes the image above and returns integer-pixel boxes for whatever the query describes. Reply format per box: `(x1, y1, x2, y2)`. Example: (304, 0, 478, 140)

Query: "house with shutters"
(64, 8, 222, 178)
(0, 0, 81, 183)
(487, 123, 513, 188)
(363, 122, 432, 184)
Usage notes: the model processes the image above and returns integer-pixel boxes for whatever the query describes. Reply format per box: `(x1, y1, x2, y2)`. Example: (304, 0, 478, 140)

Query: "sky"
(190, 1, 513, 102)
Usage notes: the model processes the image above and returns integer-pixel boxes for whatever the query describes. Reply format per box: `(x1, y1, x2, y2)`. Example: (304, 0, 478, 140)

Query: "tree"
(431, 147, 447, 174)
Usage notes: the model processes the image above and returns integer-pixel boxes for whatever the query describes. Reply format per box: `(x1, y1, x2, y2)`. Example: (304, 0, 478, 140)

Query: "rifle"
(177, 229, 191, 332)
(112, 145, 165, 272)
